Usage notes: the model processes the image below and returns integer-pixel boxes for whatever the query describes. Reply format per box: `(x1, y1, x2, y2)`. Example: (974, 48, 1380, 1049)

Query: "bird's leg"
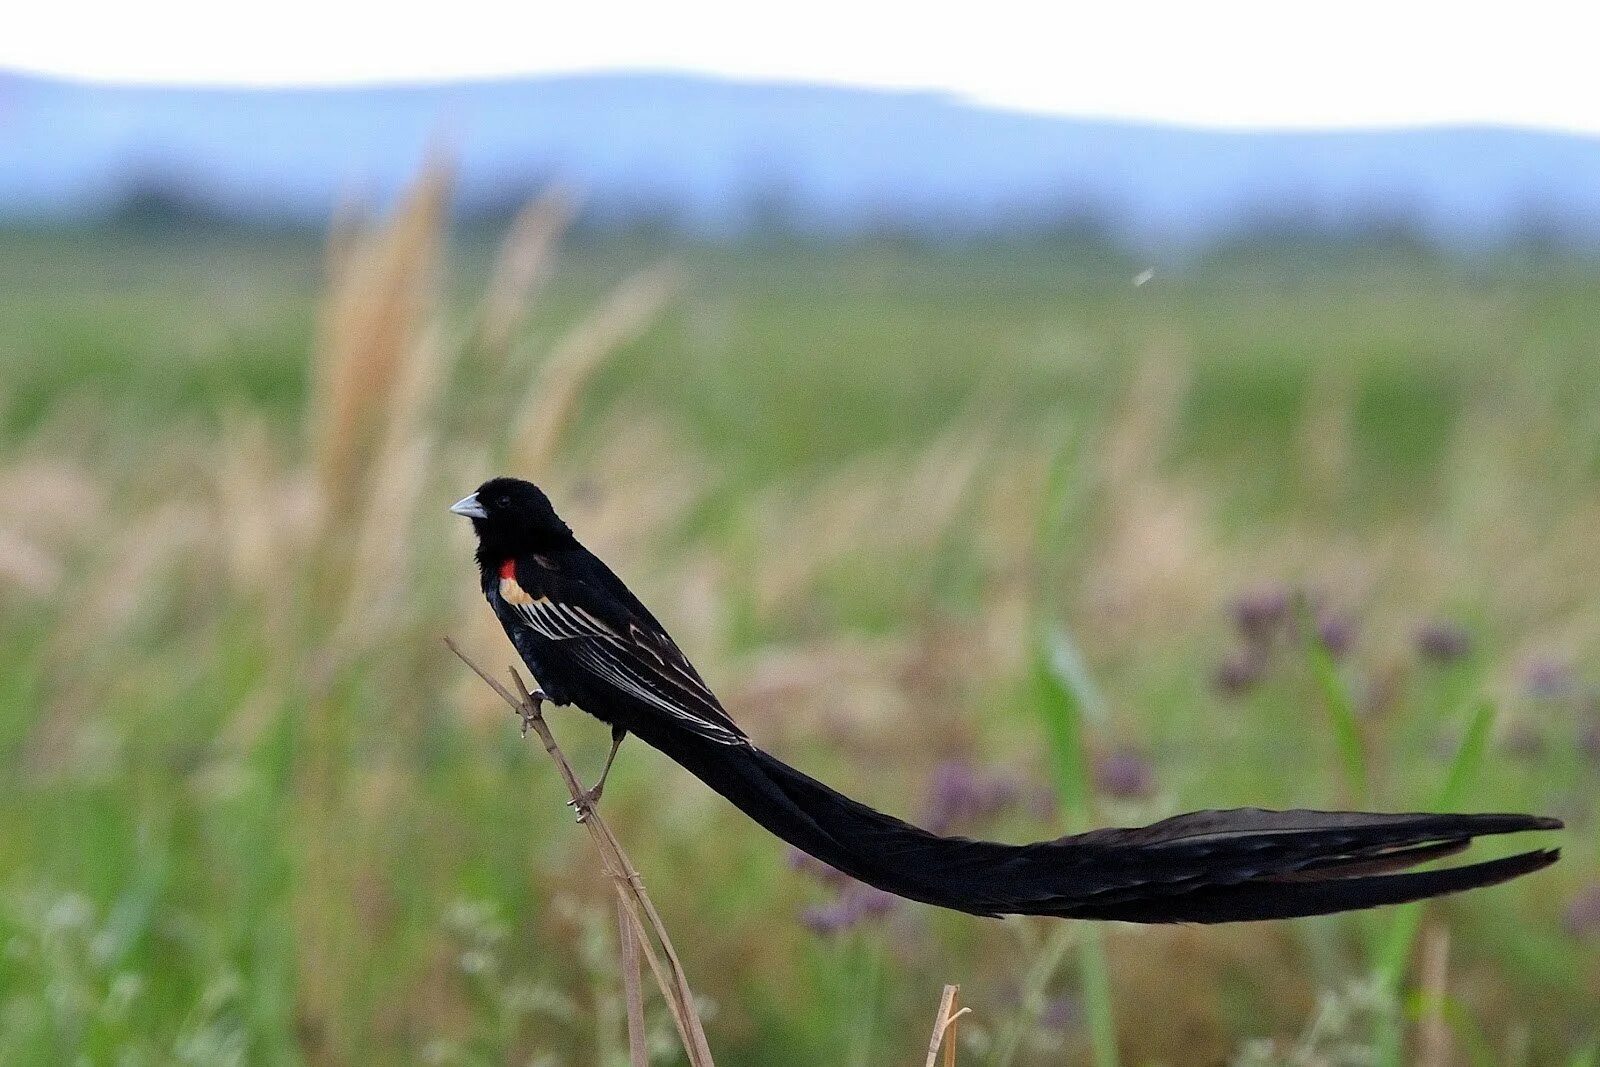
(589, 725, 626, 801)
(569, 725, 627, 819)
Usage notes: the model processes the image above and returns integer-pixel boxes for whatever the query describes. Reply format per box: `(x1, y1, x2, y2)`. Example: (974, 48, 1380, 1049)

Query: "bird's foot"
(566, 783, 603, 822)
(519, 690, 548, 737)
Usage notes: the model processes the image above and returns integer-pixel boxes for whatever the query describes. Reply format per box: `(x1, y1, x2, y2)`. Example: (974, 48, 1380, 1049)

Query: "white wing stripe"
(513, 600, 559, 637)
(568, 603, 618, 637)
(571, 642, 742, 744)
(517, 597, 624, 643)
(503, 591, 743, 744)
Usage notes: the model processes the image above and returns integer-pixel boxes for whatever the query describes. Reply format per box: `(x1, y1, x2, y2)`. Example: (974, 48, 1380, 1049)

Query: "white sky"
(6, 0, 1599, 133)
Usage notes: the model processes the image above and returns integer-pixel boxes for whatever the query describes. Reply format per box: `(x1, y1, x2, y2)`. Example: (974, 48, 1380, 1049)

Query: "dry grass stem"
(479, 186, 577, 358)
(619, 898, 649, 1067)
(509, 266, 678, 473)
(444, 637, 716, 1066)
(312, 164, 449, 514)
(924, 984, 969, 1067)
(1417, 926, 1452, 1067)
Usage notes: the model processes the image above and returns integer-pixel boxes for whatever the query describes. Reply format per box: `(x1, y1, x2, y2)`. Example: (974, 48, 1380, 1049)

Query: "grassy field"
(1, 180, 1597, 1065)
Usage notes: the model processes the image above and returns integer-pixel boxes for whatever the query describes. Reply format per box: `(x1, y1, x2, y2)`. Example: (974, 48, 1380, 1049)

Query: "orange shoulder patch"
(497, 558, 534, 606)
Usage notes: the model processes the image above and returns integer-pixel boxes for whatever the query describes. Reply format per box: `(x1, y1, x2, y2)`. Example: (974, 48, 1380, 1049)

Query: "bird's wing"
(505, 580, 747, 745)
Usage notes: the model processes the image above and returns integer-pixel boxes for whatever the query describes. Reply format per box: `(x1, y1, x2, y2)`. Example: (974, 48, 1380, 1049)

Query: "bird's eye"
(498, 496, 512, 509)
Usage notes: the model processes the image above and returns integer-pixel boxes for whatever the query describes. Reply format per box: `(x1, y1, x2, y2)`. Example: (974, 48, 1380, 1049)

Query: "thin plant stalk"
(1416, 925, 1451, 1067)
(619, 899, 648, 1067)
(924, 985, 969, 1067)
(445, 638, 716, 1066)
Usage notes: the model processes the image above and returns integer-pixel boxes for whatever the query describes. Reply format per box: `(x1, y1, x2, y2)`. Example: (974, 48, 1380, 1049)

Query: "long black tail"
(631, 723, 1560, 923)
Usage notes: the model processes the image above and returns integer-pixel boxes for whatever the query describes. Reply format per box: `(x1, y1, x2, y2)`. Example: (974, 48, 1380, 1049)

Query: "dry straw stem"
(444, 637, 716, 1067)
(509, 265, 679, 473)
(1416, 926, 1451, 1067)
(312, 164, 450, 515)
(618, 899, 649, 1067)
(924, 984, 969, 1067)
(478, 186, 578, 359)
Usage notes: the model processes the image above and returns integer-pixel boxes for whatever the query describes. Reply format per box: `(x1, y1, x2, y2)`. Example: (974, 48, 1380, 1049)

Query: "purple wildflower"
(1502, 722, 1545, 761)
(1562, 885, 1600, 939)
(1415, 622, 1471, 664)
(788, 848, 850, 888)
(1578, 710, 1600, 764)
(1522, 658, 1576, 700)
(800, 885, 900, 936)
(1315, 614, 1356, 659)
(1214, 647, 1266, 697)
(1231, 586, 1292, 646)
(922, 761, 1021, 833)
(800, 902, 853, 936)
(1026, 787, 1058, 821)
(1359, 670, 1401, 719)
(1039, 995, 1082, 1032)
(1093, 748, 1154, 799)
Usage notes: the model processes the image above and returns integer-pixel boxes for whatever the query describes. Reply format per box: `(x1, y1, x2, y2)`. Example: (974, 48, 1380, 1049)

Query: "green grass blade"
(1031, 621, 1107, 827)
(989, 924, 1076, 1067)
(1035, 422, 1088, 584)
(1077, 926, 1118, 1067)
(1378, 698, 1497, 986)
(1433, 698, 1497, 812)
(1298, 597, 1368, 804)
(1374, 698, 1499, 1067)
(1031, 622, 1118, 1067)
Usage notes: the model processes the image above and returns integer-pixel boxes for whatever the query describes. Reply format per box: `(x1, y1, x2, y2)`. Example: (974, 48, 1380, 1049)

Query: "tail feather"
(628, 720, 1561, 923)
(1268, 838, 1472, 881)
(1052, 849, 1561, 923)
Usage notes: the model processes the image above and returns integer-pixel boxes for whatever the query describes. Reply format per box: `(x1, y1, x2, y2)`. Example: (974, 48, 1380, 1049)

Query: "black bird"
(452, 477, 1561, 923)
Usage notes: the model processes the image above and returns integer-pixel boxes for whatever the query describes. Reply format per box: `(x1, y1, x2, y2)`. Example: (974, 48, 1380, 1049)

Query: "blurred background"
(3, 12, 1600, 1064)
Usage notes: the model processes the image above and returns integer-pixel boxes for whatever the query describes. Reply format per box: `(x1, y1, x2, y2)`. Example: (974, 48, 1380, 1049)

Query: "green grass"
(0, 225, 1596, 1065)
(1030, 624, 1117, 1067)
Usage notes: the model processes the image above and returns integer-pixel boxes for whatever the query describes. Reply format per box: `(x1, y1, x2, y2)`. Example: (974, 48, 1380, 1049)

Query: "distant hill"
(3, 71, 1599, 249)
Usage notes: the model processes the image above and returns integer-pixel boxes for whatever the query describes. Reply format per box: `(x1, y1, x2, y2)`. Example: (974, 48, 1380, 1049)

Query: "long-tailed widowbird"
(453, 477, 1560, 923)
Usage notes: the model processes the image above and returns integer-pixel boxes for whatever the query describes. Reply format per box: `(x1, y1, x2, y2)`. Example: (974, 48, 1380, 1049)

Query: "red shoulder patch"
(498, 558, 517, 580)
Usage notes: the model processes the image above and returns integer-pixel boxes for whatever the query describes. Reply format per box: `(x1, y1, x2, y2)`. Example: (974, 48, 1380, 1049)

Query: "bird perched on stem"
(452, 477, 1560, 924)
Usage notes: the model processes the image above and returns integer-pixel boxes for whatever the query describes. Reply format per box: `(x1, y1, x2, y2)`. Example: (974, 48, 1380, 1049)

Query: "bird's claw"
(519, 690, 548, 737)
(566, 783, 604, 822)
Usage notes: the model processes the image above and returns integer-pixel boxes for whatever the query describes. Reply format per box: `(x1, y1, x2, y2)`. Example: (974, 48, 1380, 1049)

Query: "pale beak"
(449, 493, 487, 519)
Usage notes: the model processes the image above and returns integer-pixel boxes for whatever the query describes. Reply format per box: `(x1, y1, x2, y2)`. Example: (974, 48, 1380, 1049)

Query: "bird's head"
(451, 477, 572, 561)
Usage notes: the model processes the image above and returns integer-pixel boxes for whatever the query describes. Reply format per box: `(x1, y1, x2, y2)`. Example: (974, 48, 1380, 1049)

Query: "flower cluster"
(1211, 583, 1488, 701)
